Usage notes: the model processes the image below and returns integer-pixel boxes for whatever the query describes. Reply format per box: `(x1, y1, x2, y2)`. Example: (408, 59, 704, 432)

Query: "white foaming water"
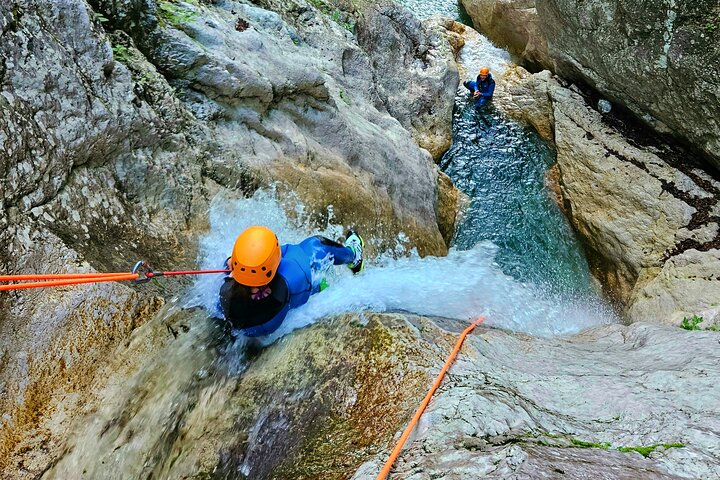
(187, 191, 616, 342)
(458, 29, 513, 79)
(185, 188, 351, 317)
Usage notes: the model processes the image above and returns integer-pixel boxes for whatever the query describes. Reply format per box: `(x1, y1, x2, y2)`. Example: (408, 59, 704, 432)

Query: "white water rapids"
(187, 190, 616, 342)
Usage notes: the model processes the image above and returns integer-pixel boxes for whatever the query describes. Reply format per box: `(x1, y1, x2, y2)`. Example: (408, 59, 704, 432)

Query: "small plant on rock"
(617, 443, 685, 457)
(157, 0, 198, 27)
(338, 89, 351, 105)
(94, 12, 109, 24)
(706, 22, 718, 34)
(112, 44, 131, 62)
(681, 315, 704, 330)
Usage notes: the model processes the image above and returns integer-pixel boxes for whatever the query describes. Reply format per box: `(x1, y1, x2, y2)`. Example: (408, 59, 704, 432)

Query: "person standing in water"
(463, 66, 495, 108)
(219, 226, 364, 336)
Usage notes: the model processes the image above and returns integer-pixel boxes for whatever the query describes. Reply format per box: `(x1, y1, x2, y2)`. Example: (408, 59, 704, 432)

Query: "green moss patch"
(157, 0, 198, 27)
(537, 432, 685, 458)
(570, 438, 611, 449)
(617, 443, 685, 457)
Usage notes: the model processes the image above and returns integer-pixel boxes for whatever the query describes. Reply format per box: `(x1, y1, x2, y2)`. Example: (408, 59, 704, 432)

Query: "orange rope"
(376, 316, 485, 480)
(0, 273, 139, 291)
(0, 272, 130, 281)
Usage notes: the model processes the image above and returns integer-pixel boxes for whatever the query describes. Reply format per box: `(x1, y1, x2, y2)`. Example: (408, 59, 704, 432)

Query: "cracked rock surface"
(494, 66, 720, 326)
(354, 316, 720, 480)
(460, 0, 720, 171)
(16, 312, 720, 480)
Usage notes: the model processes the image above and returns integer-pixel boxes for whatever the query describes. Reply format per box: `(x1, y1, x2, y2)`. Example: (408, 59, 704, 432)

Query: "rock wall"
(460, 0, 720, 171)
(27, 312, 720, 479)
(355, 5, 459, 160)
(0, 0, 202, 468)
(493, 66, 720, 326)
(355, 315, 720, 479)
(0, 0, 462, 472)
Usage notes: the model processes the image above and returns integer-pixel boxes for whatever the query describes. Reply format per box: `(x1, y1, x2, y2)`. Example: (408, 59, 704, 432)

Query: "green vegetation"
(331, 10, 354, 31)
(617, 443, 685, 457)
(570, 438, 610, 449)
(112, 44, 131, 62)
(338, 89, 351, 105)
(681, 315, 704, 330)
(94, 12, 109, 24)
(157, 0, 198, 27)
(546, 434, 685, 458)
(307, 0, 329, 12)
(706, 22, 717, 34)
(306, 0, 354, 32)
(680, 315, 719, 331)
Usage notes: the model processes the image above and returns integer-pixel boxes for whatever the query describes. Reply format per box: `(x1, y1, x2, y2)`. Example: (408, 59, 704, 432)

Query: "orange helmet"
(230, 226, 281, 286)
(479, 66, 490, 76)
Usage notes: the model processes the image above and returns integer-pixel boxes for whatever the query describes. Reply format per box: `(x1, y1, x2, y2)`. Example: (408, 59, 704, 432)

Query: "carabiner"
(131, 260, 154, 284)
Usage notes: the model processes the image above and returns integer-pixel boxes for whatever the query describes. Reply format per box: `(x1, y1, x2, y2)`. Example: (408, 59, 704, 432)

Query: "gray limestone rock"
(132, 0, 457, 255)
(460, 0, 720, 171)
(354, 317, 720, 479)
(25, 312, 720, 480)
(494, 67, 720, 325)
(356, 5, 460, 160)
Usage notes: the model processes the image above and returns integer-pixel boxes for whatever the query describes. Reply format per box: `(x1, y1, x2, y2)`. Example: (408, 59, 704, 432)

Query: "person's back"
(219, 273, 290, 334)
(219, 227, 364, 337)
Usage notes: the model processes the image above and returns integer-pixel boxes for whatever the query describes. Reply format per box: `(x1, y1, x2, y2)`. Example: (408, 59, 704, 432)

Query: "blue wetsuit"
(219, 236, 354, 336)
(463, 73, 495, 108)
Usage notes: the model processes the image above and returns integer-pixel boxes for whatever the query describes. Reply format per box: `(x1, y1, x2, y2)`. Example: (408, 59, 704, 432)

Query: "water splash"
(185, 188, 349, 318)
(189, 191, 615, 343)
(457, 28, 512, 79)
(272, 243, 615, 340)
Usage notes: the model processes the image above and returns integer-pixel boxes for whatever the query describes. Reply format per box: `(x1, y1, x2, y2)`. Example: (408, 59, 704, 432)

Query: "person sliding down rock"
(463, 66, 495, 108)
(219, 226, 364, 337)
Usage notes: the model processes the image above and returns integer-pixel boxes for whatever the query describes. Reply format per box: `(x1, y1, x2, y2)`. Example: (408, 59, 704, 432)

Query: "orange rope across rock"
(376, 316, 485, 480)
(0, 273, 140, 291)
(0, 267, 231, 291)
(0, 272, 132, 281)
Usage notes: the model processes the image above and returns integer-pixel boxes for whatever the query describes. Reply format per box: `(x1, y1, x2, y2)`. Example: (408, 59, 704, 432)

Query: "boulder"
(493, 66, 554, 142)
(460, 0, 720, 171)
(459, 0, 549, 70)
(495, 68, 720, 324)
(550, 84, 720, 320)
(355, 5, 460, 160)
(30, 312, 720, 479)
(628, 248, 720, 327)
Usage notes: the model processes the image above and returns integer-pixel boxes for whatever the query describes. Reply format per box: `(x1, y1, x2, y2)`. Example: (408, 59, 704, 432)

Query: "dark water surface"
(442, 100, 596, 297)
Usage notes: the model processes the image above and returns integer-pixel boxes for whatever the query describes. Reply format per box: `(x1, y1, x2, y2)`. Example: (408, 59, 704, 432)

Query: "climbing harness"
(376, 316, 485, 480)
(0, 261, 230, 291)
